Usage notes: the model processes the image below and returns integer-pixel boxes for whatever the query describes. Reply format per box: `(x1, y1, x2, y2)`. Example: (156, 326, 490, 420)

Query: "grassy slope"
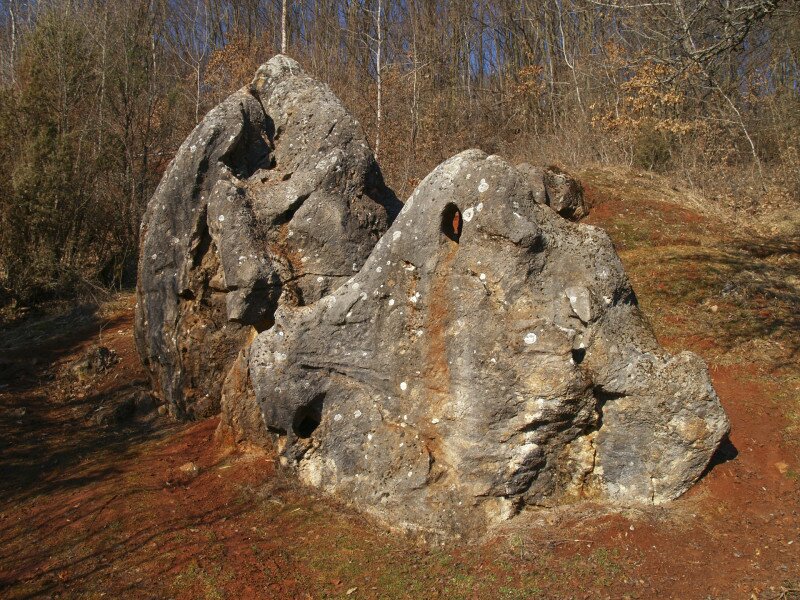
(0, 167, 798, 599)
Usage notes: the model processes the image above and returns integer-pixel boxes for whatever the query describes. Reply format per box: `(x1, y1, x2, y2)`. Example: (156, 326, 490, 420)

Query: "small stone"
(179, 462, 199, 477)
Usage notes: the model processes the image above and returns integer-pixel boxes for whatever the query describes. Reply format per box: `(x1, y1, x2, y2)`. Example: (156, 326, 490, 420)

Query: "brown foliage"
(0, 0, 797, 307)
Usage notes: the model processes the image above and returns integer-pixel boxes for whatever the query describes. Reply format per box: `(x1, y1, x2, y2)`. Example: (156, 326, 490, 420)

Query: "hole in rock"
(440, 203, 462, 243)
(293, 393, 325, 438)
(571, 348, 586, 364)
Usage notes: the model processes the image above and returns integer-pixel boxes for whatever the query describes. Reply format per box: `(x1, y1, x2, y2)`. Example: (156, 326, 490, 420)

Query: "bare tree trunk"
(9, 0, 17, 85)
(281, 0, 288, 54)
(375, 0, 382, 159)
(98, 4, 108, 148)
(403, 0, 420, 196)
(554, 0, 584, 117)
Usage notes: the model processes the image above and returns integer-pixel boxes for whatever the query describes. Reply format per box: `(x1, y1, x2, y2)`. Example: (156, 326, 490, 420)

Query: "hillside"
(0, 167, 798, 599)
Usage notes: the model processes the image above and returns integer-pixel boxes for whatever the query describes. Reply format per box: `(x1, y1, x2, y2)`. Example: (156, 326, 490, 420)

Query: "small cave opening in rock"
(293, 393, 325, 438)
(572, 347, 586, 364)
(440, 203, 462, 243)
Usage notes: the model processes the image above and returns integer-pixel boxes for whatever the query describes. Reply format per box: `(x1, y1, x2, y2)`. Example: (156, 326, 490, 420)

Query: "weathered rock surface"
(517, 163, 588, 220)
(135, 56, 400, 418)
(136, 57, 728, 536)
(246, 149, 728, 534)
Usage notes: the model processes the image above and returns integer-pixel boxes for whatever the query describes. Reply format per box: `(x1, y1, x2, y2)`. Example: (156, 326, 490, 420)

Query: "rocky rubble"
(136, 56, 729, 535)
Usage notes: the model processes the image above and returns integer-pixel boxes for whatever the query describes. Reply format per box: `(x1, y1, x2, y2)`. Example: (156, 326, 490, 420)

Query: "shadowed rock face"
(247, 150, 728, 534)
(135, 56, 400, 418)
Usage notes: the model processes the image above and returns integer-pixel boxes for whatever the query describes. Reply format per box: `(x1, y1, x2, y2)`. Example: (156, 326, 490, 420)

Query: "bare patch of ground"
(1, 167, 798, 598)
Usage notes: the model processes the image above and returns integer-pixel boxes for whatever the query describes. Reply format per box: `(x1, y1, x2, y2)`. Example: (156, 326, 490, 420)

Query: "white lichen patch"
(524, 332, 538, 345)
(478, 178, 489, 193)
(400, 381, 408, 391)
(463, 207, 475, 222)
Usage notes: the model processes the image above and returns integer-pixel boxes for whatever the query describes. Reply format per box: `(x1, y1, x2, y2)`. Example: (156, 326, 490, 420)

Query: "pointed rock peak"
(136, 56, 398, 419)
(250, 54, 303, 92)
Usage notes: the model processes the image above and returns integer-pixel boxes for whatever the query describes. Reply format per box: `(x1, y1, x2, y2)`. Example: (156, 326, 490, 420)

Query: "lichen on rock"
(136, 57, 729, 536)
(245, 149, 729, 534)
(135, 55, 400, 419)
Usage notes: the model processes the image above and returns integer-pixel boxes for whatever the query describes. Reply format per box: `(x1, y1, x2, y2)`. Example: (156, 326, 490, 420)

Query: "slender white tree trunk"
(9, 2, 17, 85)
(281, 0, 288, 54)
(375, 0, 382, 159)
(195, 65, 201, 123)
(554, 0, 584, 116)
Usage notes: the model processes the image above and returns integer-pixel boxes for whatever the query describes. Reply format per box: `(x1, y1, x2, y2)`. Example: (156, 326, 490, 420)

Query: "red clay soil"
(1, 177, 799, 598)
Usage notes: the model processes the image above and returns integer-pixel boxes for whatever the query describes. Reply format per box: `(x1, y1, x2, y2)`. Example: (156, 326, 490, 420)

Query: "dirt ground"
(0, 167, 798, 599)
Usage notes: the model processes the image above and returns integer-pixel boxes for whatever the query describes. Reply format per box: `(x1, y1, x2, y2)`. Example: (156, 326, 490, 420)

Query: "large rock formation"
(135, 56, 399, 418)
(136, 57, 729, 536)
(247, 150, 728, 534)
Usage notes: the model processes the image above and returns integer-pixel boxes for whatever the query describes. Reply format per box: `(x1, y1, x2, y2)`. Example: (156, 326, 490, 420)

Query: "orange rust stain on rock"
(415, 240, 461, 485)
(424, 242, 458, 396)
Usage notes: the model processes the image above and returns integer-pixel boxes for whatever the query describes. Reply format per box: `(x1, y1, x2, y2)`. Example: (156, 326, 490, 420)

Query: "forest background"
(0, 0, 796, 307)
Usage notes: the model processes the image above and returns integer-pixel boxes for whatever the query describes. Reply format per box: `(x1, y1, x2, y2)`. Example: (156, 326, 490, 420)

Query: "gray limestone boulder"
(515, 163, 548, 207)
(518, 162, 588, 220)
(135, 56, 400, 418)
(246, 150, 728, 535)
(543, 165, 587, 220)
